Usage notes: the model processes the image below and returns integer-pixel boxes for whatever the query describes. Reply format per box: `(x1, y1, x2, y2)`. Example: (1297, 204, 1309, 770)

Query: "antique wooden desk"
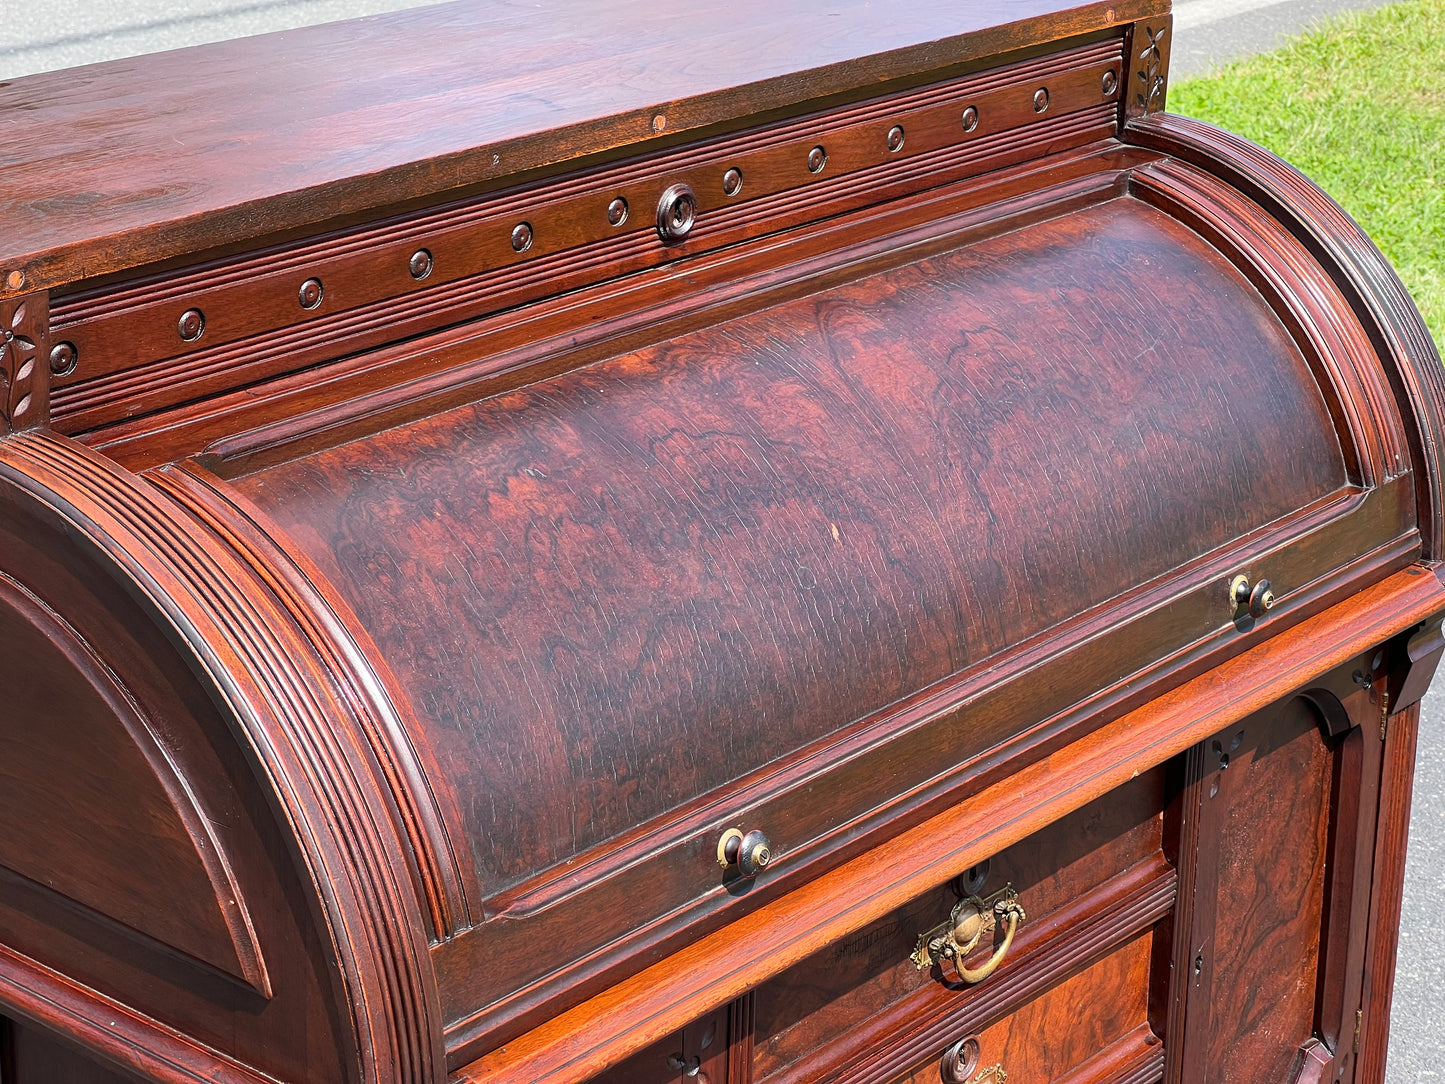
(2, 2, 1444, 1082)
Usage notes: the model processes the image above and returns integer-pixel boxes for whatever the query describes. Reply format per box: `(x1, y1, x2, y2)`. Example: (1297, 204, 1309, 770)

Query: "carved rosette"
(0, 293, 50, 434)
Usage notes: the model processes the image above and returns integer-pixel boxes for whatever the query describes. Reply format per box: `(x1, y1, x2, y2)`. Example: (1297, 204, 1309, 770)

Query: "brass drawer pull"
(911, 885, 1025, 983)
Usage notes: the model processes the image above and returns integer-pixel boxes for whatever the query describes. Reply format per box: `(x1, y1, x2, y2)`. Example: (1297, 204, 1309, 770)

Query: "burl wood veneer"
(2, 2, 1443, 1083)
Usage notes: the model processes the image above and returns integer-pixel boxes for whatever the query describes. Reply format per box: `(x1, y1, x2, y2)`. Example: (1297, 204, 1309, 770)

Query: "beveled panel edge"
(0, 568, 269, 997)
(771, 858, 1174, 1084)
(445, 564, 1445, 1083)
(0, 941, 274, 1084)
(1124, 113, 1445, 561)
(0, 432, 443, 1084)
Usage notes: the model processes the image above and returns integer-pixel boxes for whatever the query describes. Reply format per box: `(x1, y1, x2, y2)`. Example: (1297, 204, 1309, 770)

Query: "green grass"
(1168, 0, 1445, 350)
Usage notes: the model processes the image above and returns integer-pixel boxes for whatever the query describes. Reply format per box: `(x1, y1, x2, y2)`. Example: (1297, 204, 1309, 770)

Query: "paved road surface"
(3, 1, 1440, 1078)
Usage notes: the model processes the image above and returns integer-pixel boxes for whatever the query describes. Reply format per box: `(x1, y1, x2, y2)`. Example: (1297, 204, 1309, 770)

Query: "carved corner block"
(1126, 16, 1172, 119)
(0, 292, 50, 434)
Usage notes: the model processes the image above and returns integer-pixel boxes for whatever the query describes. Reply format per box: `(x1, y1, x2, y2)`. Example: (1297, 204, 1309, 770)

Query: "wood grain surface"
(886, 932, 1155, 1083)
(237, 195, 1345, 900)
(0, 0, 1164, 295)
(449, 567, 1445, 1084)
(753, 769, 1163, 1082)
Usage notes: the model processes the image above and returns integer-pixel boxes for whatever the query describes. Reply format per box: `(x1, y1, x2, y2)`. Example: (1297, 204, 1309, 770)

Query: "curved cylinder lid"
(233, 195, 1349, 901)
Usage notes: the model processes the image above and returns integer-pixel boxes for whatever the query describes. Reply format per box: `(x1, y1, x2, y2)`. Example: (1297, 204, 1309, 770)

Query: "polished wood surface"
(1, 4, 1443, 1084)
(450, 567, 1445, 1084)
(235, 195, 1342, 898)
(0, 0, 1163, 296)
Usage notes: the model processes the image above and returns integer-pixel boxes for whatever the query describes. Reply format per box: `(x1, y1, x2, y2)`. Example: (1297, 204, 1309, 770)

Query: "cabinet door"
(1164, 688, 1383, 1084)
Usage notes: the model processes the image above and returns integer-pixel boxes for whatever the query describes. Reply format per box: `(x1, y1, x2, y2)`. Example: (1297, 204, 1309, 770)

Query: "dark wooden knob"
(938, 1036, 980, 1083)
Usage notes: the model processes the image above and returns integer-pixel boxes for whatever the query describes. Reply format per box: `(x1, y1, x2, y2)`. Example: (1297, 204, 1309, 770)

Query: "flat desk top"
(0, 0, 1165, 295)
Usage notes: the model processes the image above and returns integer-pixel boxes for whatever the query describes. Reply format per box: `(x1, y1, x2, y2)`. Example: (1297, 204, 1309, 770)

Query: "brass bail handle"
(911, 886, 1026, 984)
(957, 897, 1023, 984)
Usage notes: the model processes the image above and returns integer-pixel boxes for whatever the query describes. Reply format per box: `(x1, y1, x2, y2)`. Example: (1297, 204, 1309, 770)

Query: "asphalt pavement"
(4, 0, 1441, 1077)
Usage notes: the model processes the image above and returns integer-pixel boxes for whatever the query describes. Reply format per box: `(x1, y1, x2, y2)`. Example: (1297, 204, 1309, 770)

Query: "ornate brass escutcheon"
(938, 1035, 1007, 1084)
(911, 885, 1025, 983)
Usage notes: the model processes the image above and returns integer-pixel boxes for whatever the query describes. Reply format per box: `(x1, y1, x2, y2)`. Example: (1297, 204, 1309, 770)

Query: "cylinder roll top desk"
(1, 1, 1443, 1082)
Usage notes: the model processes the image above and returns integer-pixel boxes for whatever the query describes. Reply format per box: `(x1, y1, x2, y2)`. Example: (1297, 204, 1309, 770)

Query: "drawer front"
(753, 769, 1169, 1084)
(889, 934, 1162, 1084)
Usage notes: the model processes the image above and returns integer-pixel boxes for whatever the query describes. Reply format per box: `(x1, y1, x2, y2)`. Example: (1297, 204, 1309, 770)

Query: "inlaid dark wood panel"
(237, 194, 1345, 901)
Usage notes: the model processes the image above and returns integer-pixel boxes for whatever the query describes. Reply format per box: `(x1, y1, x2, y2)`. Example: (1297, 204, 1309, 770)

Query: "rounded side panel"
(0, 431, 442, 1084)
(1125, 112, 1445, 559)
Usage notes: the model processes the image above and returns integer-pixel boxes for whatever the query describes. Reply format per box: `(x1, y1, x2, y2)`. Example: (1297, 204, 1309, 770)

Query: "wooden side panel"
(0, 461, 358, 1084)
(236, 195, 1346, 902)
(0, 570, 264, 993)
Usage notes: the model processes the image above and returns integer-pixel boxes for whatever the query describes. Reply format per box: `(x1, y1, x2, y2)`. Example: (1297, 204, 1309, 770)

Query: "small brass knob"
(1250, 578, 1275, 617)
(717, 827, 773, 876)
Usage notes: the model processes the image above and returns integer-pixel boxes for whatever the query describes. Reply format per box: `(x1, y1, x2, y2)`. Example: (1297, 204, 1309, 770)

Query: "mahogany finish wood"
(1, 3, 1442, 1084)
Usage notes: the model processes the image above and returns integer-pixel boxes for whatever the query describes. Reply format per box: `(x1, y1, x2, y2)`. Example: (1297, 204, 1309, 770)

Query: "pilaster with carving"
(0, 292, 50, 434)
(1126, 16, 1172, 119)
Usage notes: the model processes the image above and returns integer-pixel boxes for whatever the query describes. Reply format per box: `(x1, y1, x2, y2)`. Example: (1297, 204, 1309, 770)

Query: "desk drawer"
(890, 934, 1162, 1084)
(752, 769, 1170, 1084)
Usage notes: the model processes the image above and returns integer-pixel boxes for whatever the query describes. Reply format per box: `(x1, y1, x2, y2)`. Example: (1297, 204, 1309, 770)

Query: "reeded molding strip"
(0, 432, 442, 1084)
(51, 39, 1123, 433)
(447, 565, 1445, 1084)
(152, 459, 476, 938)
(1125, 113, 1445, 560)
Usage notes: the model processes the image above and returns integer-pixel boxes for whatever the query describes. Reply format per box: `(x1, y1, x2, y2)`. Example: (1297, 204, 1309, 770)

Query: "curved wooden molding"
(0, 569, 269, 996)
(1127, 157, 1409, 492)
(1124, 113, 1445, 560)
(152, 458, 476, 939)
(0, 431, 443, 1084)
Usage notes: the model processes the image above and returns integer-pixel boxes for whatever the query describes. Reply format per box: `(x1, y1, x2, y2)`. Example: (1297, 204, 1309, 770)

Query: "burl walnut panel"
(1193, 699, 1334, 1081)
(236, 195, 1346, 899)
